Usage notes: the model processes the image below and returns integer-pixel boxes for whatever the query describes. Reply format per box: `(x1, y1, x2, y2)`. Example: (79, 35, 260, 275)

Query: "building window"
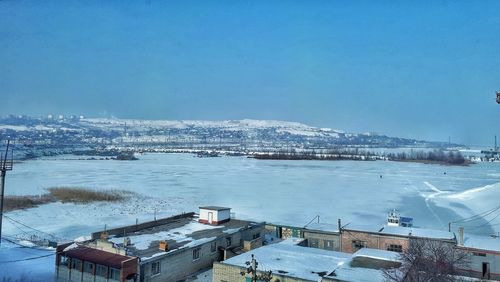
(324, 240, 334, 250)
(83, 261, 94, 274)
(252, 233, 261, 240)
(225, 237, 232, 247)
(211, 241, 217, 253)
(151, 261, 161, 275)
(352, 240, 366, 251)
(109, 268, 120, 280)
(309, 238, 319, 248)
(387, 244, 403, 253)
(193, 247, 201, 261)
(71, 258, 82, 270)
(96, 264, 107, 277)
(59, 255, 69, 266)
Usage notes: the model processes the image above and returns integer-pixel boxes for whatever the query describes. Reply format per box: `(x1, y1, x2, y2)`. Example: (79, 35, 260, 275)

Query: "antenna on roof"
(0, 140, 14, 245)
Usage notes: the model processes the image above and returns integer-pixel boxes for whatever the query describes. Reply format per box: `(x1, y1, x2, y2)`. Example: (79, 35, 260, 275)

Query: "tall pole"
(0, 169, 6, 245)
(0, 140, 13, 246)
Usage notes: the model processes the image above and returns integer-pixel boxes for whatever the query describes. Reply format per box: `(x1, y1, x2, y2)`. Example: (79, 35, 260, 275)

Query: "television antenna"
(0, 140, 14, 245)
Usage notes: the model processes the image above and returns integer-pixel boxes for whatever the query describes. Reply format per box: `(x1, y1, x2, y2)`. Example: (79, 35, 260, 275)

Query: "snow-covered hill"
(0, 116, 456, 153)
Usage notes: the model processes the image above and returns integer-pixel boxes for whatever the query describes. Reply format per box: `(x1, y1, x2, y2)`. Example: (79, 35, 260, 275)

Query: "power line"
(3, 215, 62, 240)
(0, 253, 54, 264)
(451, 205, 500, 223)
(467, 212, 500, 229)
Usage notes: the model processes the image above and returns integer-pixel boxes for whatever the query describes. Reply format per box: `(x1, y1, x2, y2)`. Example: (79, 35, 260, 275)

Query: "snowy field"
(0, 153, 499, 280)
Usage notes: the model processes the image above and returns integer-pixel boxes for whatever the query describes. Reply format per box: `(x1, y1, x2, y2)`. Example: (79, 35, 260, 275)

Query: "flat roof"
(199, 206, 231, 211)
(461, 234, 500, 253)
(304, 222, 339, 233)
(344, 224, 456, 241)
(61, 245, 133, 269)
(352, 248, 400, 262)
(223, 238, 350, 281)
(107, 214, 261, 260)
(222, 239, 394, 282)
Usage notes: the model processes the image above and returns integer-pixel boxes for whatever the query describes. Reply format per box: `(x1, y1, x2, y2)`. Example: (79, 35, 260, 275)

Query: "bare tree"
(384, 239, 469, 282)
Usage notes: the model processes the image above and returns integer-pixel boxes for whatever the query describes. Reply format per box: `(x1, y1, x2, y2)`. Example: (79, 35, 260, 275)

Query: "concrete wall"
(142, 224, 264, 282)
(142, 238, 222, 282)
(91, 213, 195, 240)
(213, 262, 314, 282)
(458, 249, 500, 280)
(302, 231, 340, 251)
(199, 209, 230, 224)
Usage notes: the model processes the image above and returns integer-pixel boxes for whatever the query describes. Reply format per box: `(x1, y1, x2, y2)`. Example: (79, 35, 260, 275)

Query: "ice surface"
(1, 153, 499, 280)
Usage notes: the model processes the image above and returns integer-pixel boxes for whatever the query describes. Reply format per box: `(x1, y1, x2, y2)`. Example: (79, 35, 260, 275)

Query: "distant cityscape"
(0, 114, 461, 160)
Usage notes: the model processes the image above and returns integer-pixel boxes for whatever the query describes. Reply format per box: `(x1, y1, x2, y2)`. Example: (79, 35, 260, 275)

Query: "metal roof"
(61, 246, 133, 269)
(199, 206, 231, 211)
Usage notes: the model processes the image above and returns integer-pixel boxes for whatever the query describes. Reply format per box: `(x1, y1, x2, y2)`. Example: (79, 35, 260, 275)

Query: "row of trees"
(387, 150, 467, 165)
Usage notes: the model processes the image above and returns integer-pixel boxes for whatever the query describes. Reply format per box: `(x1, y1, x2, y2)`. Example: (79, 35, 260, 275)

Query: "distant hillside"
(0, 115, 461, 158)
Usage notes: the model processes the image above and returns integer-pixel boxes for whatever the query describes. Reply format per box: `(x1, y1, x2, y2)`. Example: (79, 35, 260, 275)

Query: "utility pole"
(240, 254, 272, 282)
(0, 140, 14, 245)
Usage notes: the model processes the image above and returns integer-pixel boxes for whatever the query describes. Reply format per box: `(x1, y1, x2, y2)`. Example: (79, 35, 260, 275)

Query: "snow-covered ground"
(0, 153, 499, 280)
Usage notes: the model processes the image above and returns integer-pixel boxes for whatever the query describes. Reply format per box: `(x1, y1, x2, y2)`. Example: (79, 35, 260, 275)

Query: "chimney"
(159, 240, 169, 251)
(100, 231, 109, 240)
(458, 227, 464, 246)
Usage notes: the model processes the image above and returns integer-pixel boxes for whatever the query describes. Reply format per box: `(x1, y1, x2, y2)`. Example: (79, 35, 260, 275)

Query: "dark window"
(226, 237, 232, 247)
(59, 255, 69, 266)
(309, 238, 319, 248)
(151, 261, 160, 275)
(83, 261, 94, 274)
(193, 247, 201, 260)
(252, 233, 261, 240)
(482, 262, 490, 279)
(352, 240, 366, 251)
(211, 241, 217, 253)
(96, 264, 107, 277)
(387, 244, 403, 253)
(71, 258, 82, 270)
(109, 268, 121, 280)
(473, 252, 486, 257)
(324, 240, 334, 250)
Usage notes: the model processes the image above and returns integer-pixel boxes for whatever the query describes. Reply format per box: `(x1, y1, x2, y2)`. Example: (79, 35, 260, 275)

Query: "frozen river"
(1, 153, 499, 280)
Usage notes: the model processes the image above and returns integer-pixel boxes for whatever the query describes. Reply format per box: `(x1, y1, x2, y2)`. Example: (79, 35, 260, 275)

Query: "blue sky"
(1, 0, 499, 146)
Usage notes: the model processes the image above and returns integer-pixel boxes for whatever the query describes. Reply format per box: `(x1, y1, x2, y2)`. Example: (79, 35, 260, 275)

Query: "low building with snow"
(55, 208, 264, 282)
(455, 230, 500, 280)
(213, 238, 401, 282)
(340, 224, 456, 254)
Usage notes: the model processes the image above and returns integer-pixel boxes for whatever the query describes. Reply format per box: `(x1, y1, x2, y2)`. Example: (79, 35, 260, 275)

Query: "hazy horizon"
(1, 1, 499, 146)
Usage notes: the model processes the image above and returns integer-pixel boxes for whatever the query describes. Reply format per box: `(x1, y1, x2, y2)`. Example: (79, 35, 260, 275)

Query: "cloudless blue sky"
(1, 0, 499, 146)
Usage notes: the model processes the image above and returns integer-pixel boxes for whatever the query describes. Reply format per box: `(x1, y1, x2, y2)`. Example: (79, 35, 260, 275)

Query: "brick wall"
(340, 230, 409, 253)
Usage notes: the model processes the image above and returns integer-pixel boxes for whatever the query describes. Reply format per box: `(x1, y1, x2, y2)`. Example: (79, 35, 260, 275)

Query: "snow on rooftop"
(352, 248, 401, 262)
(223, 238, 350, 281)
(345, 224, 455, 240)
(462, 234, 500, 252)
(109, 220, 223, 250)
(381, 226, 455, 240)
(327, 264, 387, 282)
(304, 222, 339, 233)
(222, 227, 241, 234)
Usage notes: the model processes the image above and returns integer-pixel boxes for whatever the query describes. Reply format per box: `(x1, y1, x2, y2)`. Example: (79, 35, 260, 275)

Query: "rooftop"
(304, 222, 339, 233)
(222, 239, 397, 282)
(461, 234, 500, 253)
(199, 206, 231, 211)
(104, 214, 261, 261)
(344, 224, 456, 241)
(60, 244, 134, 269)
